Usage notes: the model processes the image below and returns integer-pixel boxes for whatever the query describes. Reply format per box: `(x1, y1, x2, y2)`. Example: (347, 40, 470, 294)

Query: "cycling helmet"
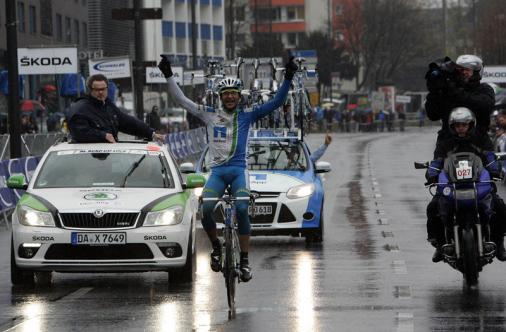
(456, 54, 484, 79)
(448, 107, 476, 135)
(216, 77, 243, 95)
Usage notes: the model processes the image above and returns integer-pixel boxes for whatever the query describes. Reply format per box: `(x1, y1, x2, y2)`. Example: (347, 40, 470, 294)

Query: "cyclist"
(158, 56, 297, 281)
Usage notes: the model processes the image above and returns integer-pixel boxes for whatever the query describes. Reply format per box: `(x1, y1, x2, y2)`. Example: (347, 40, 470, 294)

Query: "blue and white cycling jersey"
(166, 77, 290, 168)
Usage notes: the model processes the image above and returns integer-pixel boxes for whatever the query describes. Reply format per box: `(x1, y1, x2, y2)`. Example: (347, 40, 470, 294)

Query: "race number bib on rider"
(456, 160, 472, 180)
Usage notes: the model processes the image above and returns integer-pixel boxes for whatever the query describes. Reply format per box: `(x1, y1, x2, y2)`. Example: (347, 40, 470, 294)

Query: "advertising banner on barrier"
(18, 47, 78, 75)
(88, 57, 131, 79)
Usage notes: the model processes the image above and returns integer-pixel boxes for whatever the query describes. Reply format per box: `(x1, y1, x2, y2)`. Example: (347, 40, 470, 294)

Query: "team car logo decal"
(84, 192, 118, 201)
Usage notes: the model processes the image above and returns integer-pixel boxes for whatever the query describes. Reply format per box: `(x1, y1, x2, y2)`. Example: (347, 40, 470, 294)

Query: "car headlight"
(194, 187, 204, 198)
(286, 183, 315, 199)
(17, 205, 55, 227)
(144, 206, 184, 226)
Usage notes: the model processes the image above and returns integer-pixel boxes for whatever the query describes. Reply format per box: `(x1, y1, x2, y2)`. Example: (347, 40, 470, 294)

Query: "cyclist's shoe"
(210, 244, 222, 272)
(239, 261, 253, 282)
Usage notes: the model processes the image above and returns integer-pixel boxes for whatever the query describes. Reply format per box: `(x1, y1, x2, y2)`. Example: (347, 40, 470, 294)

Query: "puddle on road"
(345, 139, 376, 260)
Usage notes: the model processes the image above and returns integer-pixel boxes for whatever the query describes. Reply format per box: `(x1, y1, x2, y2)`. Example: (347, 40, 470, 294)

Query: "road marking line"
(396, 312, 414, 332)
(394, 286, 412, 299)
(60, 287, 94, 300)
(392, 260, 407, 274)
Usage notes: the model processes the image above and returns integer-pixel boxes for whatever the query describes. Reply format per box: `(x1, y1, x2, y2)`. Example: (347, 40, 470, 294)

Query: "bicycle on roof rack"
(289, 57, 316, 138)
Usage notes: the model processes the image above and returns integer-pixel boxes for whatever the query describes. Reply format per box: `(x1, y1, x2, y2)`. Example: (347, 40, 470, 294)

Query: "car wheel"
(168, 229, 196, 284)
(11, 239, 34, 285)
(306, 206, 324, 244)
(34, 271, 52, 286)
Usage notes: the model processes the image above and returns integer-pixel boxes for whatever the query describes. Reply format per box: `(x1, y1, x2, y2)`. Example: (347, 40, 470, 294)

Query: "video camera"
(424, 56, 458, 93)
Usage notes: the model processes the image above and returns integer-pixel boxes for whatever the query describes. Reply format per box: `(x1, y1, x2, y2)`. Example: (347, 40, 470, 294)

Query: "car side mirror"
(7, 174, 28, 190)
(315, 161, 331, 173)
(180, 162, 195, 174)
(183, 174, 206, 189)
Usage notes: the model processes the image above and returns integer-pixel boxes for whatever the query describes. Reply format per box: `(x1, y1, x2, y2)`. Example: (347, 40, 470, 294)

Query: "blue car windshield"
(247, 140, 307, 171)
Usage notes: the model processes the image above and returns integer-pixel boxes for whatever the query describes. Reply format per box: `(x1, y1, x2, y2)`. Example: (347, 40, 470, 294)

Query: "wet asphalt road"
(2, 128, 506, 331)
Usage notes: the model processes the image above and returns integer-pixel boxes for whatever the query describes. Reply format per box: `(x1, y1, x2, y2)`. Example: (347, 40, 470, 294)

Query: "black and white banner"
(18, 47, 78, 75)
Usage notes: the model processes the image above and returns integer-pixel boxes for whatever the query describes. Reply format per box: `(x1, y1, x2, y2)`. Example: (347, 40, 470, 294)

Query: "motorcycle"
(415, 151, 506, 287)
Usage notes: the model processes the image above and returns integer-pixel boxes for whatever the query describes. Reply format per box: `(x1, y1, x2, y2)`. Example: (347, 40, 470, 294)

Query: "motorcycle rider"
(158, 55, 297, 281)
(426, 107, 506, 262)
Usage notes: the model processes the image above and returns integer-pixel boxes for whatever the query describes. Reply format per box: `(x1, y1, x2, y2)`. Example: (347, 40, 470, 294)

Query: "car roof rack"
(249, 128, 301, 140)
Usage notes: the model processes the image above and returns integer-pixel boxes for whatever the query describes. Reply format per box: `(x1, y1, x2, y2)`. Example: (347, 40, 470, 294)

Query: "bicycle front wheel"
(224, 228, 236, 311)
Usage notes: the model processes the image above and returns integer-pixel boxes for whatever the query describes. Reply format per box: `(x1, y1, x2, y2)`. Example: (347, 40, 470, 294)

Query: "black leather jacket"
(68, 95, 153, 143)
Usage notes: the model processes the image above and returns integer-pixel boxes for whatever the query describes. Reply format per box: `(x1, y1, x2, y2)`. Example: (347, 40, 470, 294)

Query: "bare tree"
(341, 0, 433, 90)
(226, 0, 248, 59)
(476, 0, 506, 64)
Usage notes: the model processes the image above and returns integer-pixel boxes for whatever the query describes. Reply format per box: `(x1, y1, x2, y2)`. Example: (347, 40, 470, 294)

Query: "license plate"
(71, 232, 127, 245)
(248, 205, 272, 216)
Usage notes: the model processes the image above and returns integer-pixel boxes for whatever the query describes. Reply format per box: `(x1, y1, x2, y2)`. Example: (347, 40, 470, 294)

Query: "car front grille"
(59, 213, 139, 229)
(44, 244, 153, 260)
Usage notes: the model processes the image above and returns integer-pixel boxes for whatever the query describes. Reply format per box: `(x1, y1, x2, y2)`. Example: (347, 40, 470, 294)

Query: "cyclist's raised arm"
(252, 57, 298, 121)
(158, 56, 211, 120)
(252, 79, 291, 120)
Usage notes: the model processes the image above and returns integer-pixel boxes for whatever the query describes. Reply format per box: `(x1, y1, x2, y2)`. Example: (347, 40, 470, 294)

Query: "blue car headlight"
(287, 183, 315, 199)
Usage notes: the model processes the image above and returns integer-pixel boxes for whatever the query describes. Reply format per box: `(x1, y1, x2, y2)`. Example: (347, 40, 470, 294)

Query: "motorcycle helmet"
(216, 77, 243, 95)
(456, 54, 484, 79)
(448, 107, 476, 136)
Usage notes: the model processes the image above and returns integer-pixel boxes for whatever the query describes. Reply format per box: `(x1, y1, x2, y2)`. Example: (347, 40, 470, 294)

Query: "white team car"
(7, 141, 205, 285)
(189, 129, 331, 243)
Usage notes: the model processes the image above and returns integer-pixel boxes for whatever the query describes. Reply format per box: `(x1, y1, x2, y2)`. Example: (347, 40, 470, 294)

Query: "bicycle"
(202, 188, 257, 315)
(291, 57, 317, 136)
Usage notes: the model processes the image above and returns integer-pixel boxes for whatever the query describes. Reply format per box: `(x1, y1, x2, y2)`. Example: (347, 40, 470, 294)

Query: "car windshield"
(34, 150, 174, 188)
(247, 140, 307, 171)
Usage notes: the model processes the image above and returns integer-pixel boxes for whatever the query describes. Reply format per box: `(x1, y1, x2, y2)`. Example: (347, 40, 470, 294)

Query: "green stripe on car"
(150, 192, 190, 212)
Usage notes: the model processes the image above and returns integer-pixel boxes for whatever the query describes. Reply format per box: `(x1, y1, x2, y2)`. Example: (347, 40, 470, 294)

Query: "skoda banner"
(146, 66, 183, 84)
(18, 47, 78, 75)
(88, 57, 131, 79)
(482, 66, 506, 83)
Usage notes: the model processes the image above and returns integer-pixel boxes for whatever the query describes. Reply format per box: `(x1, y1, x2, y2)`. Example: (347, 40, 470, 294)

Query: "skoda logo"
(93, 209, 105, 218)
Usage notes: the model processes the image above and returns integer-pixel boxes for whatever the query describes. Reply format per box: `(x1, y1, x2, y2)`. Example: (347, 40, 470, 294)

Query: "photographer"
(425, 54, 495, 156)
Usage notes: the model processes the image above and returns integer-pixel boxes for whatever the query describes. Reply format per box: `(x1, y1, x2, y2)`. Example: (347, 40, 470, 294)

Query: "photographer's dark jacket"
(434, 134, 493, 161)
(68, 95, 154, 143)
(425, 81, 495, 141)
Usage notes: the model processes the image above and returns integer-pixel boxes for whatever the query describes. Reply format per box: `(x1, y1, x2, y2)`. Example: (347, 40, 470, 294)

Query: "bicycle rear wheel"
(224, 228, 237, 311)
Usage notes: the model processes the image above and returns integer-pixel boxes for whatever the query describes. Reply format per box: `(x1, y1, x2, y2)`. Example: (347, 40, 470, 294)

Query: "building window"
(287, 6, 304, 21)
(74, 19, 80, 45)
(202, 40, 209, 55)
(82, 22, 88, 47)
(163, 37, 173, 53)
(17, 2, 25, 33)
(287, 32, 297, 46)
(213, 41, 222, 56)
(56, 14, 62, 41)
(29, 5, 37, 34)
(176, 38, 186, 53)
(65, 17, 71, 43)
(335, 5, 343, 15)
(40, 0, 53, 36)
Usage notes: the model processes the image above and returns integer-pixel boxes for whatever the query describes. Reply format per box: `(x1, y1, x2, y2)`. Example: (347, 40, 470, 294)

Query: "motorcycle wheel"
(461, 228, 479, 286)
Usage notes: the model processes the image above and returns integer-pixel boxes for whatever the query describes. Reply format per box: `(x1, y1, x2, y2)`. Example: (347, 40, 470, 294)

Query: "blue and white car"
(189, 129, 330, 242)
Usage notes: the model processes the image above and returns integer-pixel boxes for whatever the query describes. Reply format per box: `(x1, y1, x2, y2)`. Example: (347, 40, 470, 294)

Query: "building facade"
(0, 0, 89, 98)
(143, 0, 226, 68)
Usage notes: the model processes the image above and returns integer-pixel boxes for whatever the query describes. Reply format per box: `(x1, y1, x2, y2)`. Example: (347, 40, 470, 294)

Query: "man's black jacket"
(68, 95, 154, 143)
(425, 81, 495, 140)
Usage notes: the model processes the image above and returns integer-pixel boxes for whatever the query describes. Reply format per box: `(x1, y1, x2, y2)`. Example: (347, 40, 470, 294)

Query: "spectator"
(20, 113, 38, 134)
(324, 107, 334, 131)
(146, 106, 162, 132)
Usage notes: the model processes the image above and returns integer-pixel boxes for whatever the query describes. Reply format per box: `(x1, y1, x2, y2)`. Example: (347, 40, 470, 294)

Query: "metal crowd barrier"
(0, 128, 208, 228)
